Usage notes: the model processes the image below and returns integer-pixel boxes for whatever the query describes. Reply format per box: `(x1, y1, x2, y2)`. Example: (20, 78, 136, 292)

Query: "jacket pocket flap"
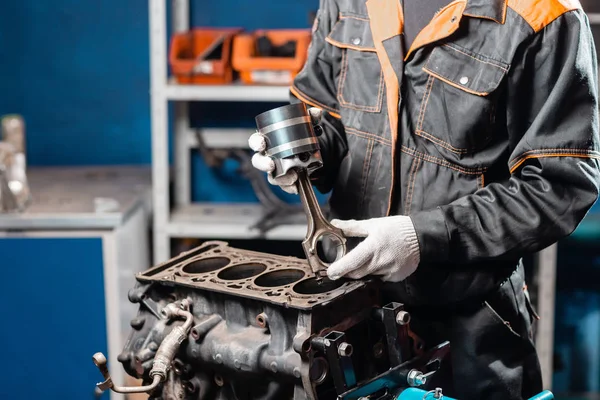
(423, 44, 509, 96)
(326, 15, 376, 52)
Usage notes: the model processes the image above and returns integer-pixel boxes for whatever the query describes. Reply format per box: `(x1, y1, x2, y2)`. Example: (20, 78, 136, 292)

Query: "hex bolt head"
(338, 342, 353, 357)
(215, 354, 223, 364)
(407, 369, 426, 387)
(396, 310, 411, 325)
(270, 361, 278, 373)
(293, 368, 302, 378)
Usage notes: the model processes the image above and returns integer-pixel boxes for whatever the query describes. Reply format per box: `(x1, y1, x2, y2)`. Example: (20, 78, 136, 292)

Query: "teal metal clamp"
(394, 388, 554, 400)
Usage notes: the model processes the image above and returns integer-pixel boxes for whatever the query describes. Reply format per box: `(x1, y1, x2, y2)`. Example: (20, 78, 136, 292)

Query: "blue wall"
(0, 0, 318, 202)
(0, 0, 317, 166)
(0, 1, 152, 165)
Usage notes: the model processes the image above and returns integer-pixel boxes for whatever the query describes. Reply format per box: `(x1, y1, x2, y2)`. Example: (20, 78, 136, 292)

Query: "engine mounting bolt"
(148, 342, 158, 351)
(338, 342, 353, 357)
(270, 362, 278, 373)
(234, 359, 241, 369)
(215, 354, 223, 364)
(324, 339, 331, 347)
(396, 310, 411, 325)
(293, 368, 302, 378)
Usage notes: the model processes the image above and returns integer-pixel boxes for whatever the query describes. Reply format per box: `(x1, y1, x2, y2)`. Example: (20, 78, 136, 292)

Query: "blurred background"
(0, 0, 599, 399)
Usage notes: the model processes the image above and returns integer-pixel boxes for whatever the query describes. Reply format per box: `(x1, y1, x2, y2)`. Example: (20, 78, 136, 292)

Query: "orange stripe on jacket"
(508, 0, 581, 33)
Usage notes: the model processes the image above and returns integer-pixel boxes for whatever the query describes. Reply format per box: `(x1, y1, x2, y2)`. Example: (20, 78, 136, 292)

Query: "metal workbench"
(0, 166, 151, 400)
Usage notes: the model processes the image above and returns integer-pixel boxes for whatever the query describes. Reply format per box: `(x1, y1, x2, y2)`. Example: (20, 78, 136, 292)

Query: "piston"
(254, 103, 323, 178)
(254, 103, 347, 278)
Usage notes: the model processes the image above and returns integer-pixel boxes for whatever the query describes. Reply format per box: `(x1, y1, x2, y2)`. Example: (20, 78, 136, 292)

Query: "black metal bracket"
(311, 331, 357, 394)
(373, 302, 412, 367)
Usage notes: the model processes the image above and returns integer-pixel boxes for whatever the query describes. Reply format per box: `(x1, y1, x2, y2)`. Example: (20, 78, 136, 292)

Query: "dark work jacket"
(291, 0, 600, 307)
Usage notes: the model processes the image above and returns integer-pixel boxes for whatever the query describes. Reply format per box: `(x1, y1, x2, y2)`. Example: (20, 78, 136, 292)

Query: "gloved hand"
(249, 107, 323, 195)
(327, 216, 421, 282)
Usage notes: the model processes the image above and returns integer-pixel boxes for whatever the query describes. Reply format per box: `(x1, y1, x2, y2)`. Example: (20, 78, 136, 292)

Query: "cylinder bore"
(254, 269, 305, 287)
(293, 277, 344, 295)
(217, 263, 267, 281)
(182, 257, 230, 274)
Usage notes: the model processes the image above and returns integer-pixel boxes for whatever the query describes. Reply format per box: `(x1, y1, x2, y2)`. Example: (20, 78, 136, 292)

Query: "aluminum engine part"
(117, 241, 398, 400)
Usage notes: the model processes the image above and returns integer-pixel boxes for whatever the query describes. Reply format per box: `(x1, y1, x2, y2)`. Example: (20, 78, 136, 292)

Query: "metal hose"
(92, 300, 194, 395)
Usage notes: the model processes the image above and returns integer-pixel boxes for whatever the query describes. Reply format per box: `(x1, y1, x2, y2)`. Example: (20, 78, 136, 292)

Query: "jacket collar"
(463, 0, 508, 24)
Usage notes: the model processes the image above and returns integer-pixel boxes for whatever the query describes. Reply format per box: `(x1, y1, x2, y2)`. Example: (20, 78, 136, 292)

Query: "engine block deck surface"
(139, 241, 365, 310)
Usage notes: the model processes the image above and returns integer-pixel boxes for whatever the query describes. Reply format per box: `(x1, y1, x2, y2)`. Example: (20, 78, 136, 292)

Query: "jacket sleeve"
(411, 10, 600, 264)
(290, 0, 348, 194)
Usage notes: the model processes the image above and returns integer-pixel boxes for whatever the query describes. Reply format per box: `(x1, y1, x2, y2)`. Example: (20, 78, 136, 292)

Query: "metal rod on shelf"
(150, 0, 171, 263)
(172, 0, 191, 208)
(172, 0, 189, 32)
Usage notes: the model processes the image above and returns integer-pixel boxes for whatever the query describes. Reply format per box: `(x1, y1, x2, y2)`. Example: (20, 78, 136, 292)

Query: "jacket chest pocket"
(326, 15, 384, 113)
(417, 44, 509, 156)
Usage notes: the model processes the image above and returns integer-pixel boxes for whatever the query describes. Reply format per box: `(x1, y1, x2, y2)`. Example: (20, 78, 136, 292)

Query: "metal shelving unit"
(149, 0, 303, 263)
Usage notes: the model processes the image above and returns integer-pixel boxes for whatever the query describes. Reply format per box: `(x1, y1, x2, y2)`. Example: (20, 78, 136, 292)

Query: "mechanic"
(249, 0, 600, 398)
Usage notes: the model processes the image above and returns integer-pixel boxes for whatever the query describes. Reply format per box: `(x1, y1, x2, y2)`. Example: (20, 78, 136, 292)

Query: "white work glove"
(327, 216, 421, 283)
(249, 107, 323, 195)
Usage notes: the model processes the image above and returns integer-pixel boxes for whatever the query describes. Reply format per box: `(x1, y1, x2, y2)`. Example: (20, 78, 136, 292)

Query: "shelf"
(167, 203, 307, 240)
(164, 79, 291, 102)
(184, 128, 253, 149)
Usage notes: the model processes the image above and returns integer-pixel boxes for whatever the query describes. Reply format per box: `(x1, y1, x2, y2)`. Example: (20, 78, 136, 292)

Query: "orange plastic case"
(232, 29, 311, 85)
(169, 28, 242, 85)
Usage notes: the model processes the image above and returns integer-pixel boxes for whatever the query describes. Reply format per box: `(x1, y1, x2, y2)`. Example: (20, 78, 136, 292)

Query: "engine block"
(101, 241, 447, 400)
